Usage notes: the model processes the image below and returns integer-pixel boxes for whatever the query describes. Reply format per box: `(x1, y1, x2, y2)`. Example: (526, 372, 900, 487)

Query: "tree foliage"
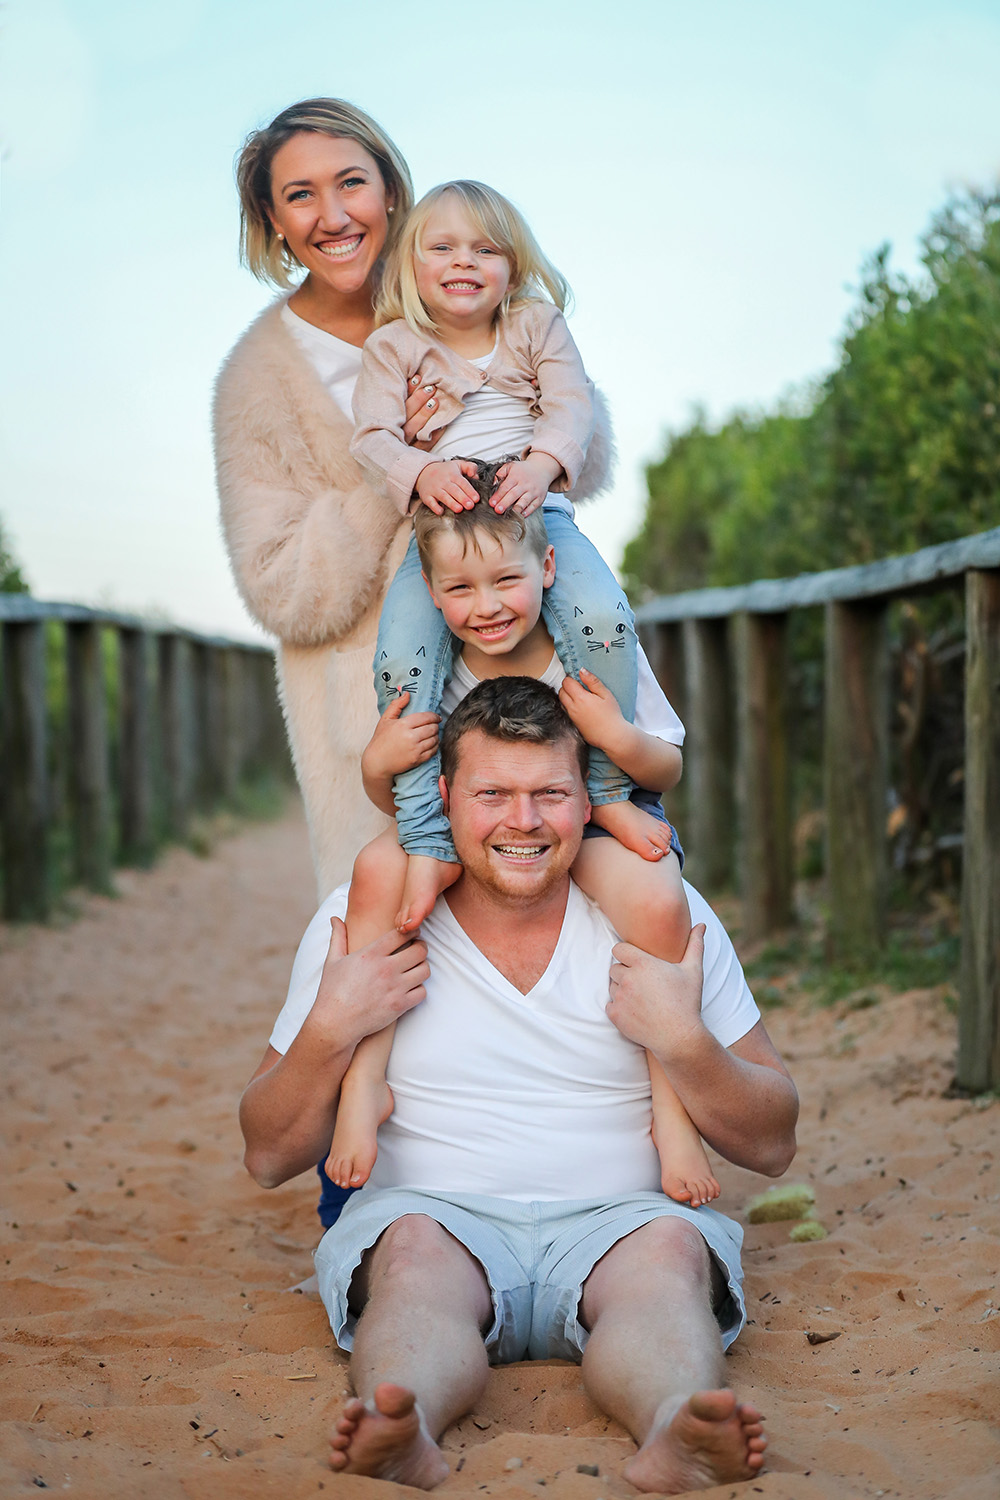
(0, 515, 28, 594)
(623, 191, 1000, 598)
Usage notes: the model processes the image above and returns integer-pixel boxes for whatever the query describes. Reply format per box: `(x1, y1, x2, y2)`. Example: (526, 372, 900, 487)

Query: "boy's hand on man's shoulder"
(363, 693, 441, 783)
(559, 669, 627, 754)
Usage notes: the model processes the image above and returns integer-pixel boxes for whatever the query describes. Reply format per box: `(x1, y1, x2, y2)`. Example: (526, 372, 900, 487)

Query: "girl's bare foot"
(397, 855, 462, 933)
(325, 1079, 394, 1189)
(590, 800, 673, 862)
(623, 1388, 766, 1493)
(329, 1382, 449, 1488)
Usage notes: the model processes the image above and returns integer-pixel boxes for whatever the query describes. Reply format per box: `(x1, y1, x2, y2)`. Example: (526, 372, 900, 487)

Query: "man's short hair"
(413, 478, 550, 577)
(440, 676, 589, 784)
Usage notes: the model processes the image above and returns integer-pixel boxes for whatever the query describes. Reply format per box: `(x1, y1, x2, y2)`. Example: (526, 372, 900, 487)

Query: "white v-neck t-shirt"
(269, 880, 758, 1201)
(281, 304, 363, 419)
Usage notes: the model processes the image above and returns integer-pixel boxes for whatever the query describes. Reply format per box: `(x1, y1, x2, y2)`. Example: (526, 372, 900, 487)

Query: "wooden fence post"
(957, 568, 1000, 1091)
(158, 634, 195, 842)
(66, 620, 112, 892)
(118, 627, 155, 866)
(823, 599, 890, 963)
(0, 621, 50, 920)
(735, 612, 793, 940)
(682, 617, 735, 891)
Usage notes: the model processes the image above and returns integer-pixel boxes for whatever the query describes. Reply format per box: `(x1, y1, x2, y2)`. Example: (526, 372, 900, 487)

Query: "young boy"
(327, 498, 721, 1210)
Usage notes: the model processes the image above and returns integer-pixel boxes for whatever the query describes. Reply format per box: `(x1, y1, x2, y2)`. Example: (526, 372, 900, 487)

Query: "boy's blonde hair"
(414, 501, 550, 579)
(376, 180, 570, 336)
(236, 98, 413, 289)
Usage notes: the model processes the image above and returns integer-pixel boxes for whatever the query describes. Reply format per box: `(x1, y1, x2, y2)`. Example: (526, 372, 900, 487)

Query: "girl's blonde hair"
(376, 180, 570, 335)
(236, 98, 414, 289)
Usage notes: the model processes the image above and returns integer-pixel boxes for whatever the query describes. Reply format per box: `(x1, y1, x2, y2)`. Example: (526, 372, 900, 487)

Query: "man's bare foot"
(651, 1126, 721, 1209)
(329, 1382, 449, 1488)
(397, 855, 462, 933)
(624, 1389, 766, 1493)
(325, 1079, 394, 1188)
(590, 800, 673, 862)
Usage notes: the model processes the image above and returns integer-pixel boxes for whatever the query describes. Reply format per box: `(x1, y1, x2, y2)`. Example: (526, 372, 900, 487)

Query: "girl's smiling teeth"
(442, 279, 483, 292)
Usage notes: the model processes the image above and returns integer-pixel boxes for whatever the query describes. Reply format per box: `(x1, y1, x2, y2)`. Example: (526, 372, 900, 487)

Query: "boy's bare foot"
(325, 1079, 394, 1189)
(651, 1125, 721, 1209)
(623, 1388, 766, 1493)
(329, 1382, 449, 1488)
(397, 855, 462, 933)
(591, 800, 674, 862)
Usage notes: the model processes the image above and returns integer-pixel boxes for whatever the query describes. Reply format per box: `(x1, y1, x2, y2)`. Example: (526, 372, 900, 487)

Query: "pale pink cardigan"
(350, 301, 597, 511)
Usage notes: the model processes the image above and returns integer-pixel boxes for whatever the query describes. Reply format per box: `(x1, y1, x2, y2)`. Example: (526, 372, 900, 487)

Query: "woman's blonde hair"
(376, 180, 571, 335)
(236, 98, 414, 289)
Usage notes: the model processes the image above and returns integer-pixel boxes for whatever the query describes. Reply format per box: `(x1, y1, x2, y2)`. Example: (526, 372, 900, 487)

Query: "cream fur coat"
(213, 299, 615, 901)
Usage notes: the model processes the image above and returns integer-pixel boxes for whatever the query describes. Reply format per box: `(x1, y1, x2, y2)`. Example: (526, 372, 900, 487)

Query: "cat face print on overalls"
(575, 600, 630, 655)
(377, 645, 426, 701)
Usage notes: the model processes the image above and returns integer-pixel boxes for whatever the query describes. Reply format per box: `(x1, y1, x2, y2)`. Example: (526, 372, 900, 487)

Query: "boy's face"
(423, 530, 555, 658)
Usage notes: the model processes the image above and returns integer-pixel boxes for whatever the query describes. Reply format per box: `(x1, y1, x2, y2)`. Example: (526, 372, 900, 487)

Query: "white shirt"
(441, 645, 685, 746)
(282, 304, 362, 419)
(430, 346, 573, 517)
(269, 881, 759, 1201)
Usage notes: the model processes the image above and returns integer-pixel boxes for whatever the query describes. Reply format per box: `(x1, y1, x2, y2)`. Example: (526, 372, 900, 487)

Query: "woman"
(214, 98, 434, 899)
(215, 98, 614, 906)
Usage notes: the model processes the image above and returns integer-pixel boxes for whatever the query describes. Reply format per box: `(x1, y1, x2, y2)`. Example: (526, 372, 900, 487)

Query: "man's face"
(440, 730, 590, 903)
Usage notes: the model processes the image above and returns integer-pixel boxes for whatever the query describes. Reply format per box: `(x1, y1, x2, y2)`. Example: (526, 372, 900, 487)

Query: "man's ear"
(542, 544, 556, 590)
(583, 794, 591, 827)
(439, 775, 450, 813)
(422, 570, 443, 610)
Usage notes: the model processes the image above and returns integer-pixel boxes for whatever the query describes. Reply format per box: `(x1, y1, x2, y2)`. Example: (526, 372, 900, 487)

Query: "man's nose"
(506, 793, 543, 830)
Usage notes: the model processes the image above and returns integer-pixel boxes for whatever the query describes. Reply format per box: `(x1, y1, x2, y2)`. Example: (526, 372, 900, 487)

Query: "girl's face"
(268, 132, 392, 297)
(414, 198, 511, 333)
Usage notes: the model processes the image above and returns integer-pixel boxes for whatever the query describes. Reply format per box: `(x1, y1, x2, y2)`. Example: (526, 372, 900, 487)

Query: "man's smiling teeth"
(318, 235, 362, 258)
(494, 845, 544, 859)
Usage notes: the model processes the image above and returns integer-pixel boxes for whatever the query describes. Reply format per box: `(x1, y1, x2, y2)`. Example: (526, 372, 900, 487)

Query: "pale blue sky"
(2, 0, 999, 638)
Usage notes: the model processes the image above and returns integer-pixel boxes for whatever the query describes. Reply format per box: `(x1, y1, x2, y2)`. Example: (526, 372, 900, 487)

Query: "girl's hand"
(558, 668, 626, 753)
(415, 459, 480, 515)
(403, 375, 438, 450)
(491, 452, 562, 516)
(362, 692, 441, 782)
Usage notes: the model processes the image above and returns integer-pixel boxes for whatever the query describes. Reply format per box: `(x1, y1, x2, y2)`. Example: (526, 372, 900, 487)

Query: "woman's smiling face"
(268, 132, 392, 296)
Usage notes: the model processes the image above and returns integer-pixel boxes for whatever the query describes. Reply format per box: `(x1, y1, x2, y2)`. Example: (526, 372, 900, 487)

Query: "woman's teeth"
(318, 235, 362, 258)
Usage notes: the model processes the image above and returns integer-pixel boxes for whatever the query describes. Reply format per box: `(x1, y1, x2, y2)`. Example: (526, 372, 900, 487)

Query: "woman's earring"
(276, 230, 284, 240)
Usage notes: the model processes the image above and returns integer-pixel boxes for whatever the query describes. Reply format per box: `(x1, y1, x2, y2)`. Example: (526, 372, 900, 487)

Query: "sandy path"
(1, 808, 997, 1499)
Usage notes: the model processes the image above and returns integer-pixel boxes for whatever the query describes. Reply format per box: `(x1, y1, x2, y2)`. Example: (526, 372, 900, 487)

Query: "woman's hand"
(415, 459, 480, 514)
(491, 451, 562, 515)
(403, 376, 438, 450)
(362, 692, 440, 784)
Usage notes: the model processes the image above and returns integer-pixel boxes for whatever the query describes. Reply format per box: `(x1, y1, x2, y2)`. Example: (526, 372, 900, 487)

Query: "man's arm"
(240, 918, 429, 1188)
(607, 926, 798, 1177)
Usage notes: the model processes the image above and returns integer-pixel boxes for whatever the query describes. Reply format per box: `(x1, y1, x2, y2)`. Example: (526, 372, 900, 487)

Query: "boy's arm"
(241, 918, 429, 1187)
(350, 332, 441, 513)
(361, 692, 441, 813)
(559, 669, 682, 792)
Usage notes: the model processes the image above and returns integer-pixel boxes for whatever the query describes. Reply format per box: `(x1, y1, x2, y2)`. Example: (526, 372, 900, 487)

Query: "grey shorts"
(314, 1188, 745, 1365)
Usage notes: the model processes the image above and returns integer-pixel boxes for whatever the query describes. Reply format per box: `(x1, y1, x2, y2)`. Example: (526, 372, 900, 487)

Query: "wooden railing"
(636, 526, 1000, 1093)
(0, 598, 292, 924)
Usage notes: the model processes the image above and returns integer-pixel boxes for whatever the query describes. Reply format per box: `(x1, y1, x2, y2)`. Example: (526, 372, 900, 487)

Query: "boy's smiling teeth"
(318, 235, 363, 258)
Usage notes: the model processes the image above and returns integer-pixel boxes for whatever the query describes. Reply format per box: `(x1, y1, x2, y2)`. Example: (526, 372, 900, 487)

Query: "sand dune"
(1, 809, 997, 1498)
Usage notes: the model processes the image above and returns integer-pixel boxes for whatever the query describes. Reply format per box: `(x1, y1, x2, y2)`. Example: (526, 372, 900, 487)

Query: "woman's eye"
(342, 176, 367, 189)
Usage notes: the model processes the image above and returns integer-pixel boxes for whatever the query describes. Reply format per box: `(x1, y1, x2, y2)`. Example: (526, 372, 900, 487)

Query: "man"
(240, 678, 798, 1493)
